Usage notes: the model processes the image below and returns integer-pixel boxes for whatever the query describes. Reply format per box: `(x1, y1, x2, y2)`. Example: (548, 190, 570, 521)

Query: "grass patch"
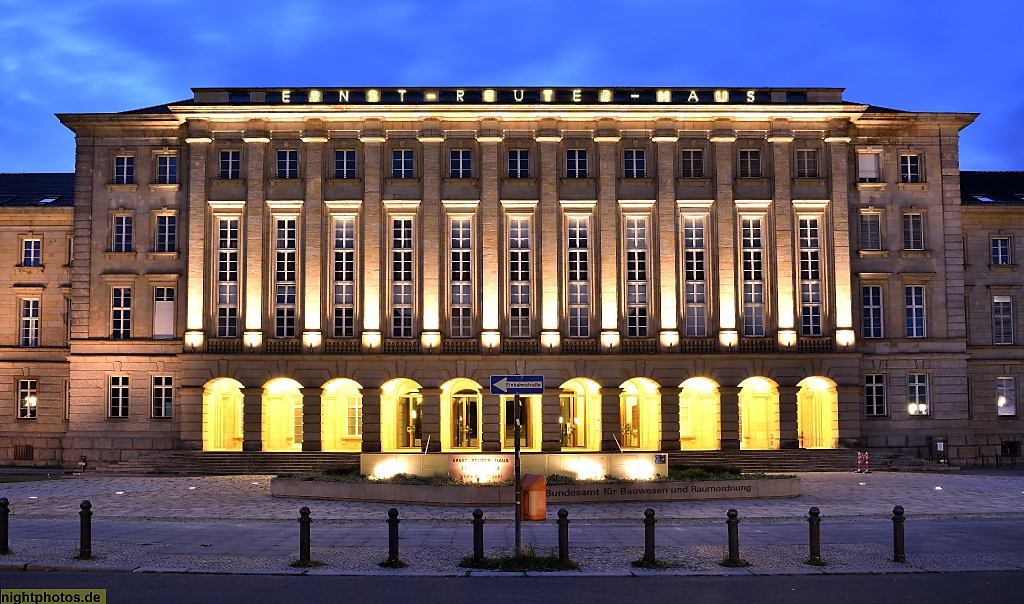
(379, 558, 408, 568)
(719, 557, 750, 568)
(459, 546, 578, 572)
(631, 557, 676, 569)
(289, 559, 325, 568)
(805, 557, 827, 567)
(0, 476, 61, 484)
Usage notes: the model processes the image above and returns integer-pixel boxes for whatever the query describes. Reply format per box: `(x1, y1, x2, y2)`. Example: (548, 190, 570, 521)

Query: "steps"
(92, 451, 361, 476)
(670, 448, 862, 473)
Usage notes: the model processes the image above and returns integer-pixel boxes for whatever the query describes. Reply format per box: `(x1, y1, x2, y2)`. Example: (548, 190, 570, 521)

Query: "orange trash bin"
(520, 474, 547, 521)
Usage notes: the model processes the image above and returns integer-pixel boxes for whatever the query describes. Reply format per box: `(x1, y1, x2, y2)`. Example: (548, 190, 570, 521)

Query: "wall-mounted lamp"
(421, 331, 441, 352)
(243, 331, 262, 352)
(481, 331, 500, 351)
(362, 331, 381, 352)
(719, 330, 738, 351)
(184, 331, 204, 353)
(836, 329, 856, 350)
(600, 331, 619, 352)
(778, 330, 797, 348)
(540, 331, 560, 352)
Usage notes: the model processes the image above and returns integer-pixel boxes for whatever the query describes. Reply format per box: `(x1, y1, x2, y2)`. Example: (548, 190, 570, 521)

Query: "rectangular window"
(152, 376, 173, 418)
(858, 152, 880, 183)
(450, 149, 472, 179)
(347, 395, 363, 437)
(683, 216, 707, 337)
(864, 374, 886, 417)
(114, 155, 134, 184)
(156, 155, 177, 184)
(680, 149, 704, 178)
(796, 149, 818, 178)
(567, 216, 590, 338)
(742, 217, 765, 337)
(333, 149, 356, 179)
(625, 216, 648, 338)
(450, 218, 473, 338)
(18, 379, 38, 420)
(155, 215, 177, 253)
(994, 296, 1014, 345)
(509, 218, 531, 338)
(907, 373, 929, 416)
(508, 149, 530, 178)
(153, 287, 175, 339)
(216, 218, 239, 338)
(799, 217, 823, 336)
(903, 213, 924, 251)
(905, 286, 925, 338)
(992, 237, 1011, 265)
(566, 149, 588, 178)
(109, 376, 129, 418)
(997, 377, 1017, 416)
(274, 218, 298, 338)
(20, 298, 40, 347)
(624, 149, 646, 178)
(22, 239, 41, 267)
(900, 154, 921, 183)
(391, 218, 414, 338)
(860, 213, 882, 251)
(220, 150, 240, 179)
(333, 217, 356, 338)
(277, 150, 298, 179)
(392, 149, 414, 179)
(111, 287, 132, 339)
(862, 286, 883, 339)
(739, 149, 761, 178)
(112, 215, 133, 252)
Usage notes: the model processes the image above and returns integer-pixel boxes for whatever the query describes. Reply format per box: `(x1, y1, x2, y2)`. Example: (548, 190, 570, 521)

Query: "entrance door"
(620, 394, 641, 448)
(397, 394, 422, 448)
(451, 392, 479, 448)
(559, 391, 585, 447)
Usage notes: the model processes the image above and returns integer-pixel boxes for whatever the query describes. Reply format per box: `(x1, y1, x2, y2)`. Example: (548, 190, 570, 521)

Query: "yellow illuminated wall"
(202, 378, 244, 451)
(619, 378, 662, 450)
(379, 378, 423, 452)
(321, 378, 363, 452)
(559, 378, 603, 451)
(797, 377, 839, 449)
(262, 378, 303, 451)
(678, 378, 721, 451)
(440, 378, 483, 451)
(737, 377, 780, 450)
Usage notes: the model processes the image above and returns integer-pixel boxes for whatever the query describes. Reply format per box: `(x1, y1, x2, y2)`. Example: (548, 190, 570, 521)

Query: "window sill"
(898, 182, 928, 191)
(16, 417, 37, 421)
(150, 416, 174, 420)
(215, 177, 245, 184)
(502, 177, 537, 185)
(15, 265, 45, 274)
(989, 264, 1017, 271)
(857, 181, 887, 191)
(736, 177, 769, 184)
(385, 178, 420, 186)
(149, 183, 180, 192)
(443, 178, 478, 187)
(676, 178, 711, 186)
(270, 178, 304, 186)
(899, 250, 933, 259)
(858, 250, 890, 258)
(793, 177, 826, 185)
(327, 178, 362, 186)
(147, 251, 180, 260)
(560, 178, 595, 186)
(619, 177, 653, 185)
(106, 183, 138, 192)
(104, 251, 138, 259)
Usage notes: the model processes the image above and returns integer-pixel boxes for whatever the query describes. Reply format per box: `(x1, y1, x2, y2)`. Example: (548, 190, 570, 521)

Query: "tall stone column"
(655, 133, 680, 350)
(241, 386, 263, 451)
(826, 130, 855, 342)
(419, 132, 443, 347)
(537, 129, 561, 346)
(419, 387, 442, 453)
(478, 133, 502, 344)
(360, 387, 382, 453)
(778, 385, 799, 449)
(541, 388, 562, 452)
(301, 128, 326, 349)
(711, 127, 737, 347)
(596, 134, 620, 348)
(719, 386, 740, 450)
(480, 393, 501, 452)
(659, 386, 681, 451)
(178, 385, 204, 450)
(183, 133, 210, 346)
(769, 126, 795, 346)
(300, 387, 323, 452)
(242, 128, 268, 348)
(359, 128, 385, 350)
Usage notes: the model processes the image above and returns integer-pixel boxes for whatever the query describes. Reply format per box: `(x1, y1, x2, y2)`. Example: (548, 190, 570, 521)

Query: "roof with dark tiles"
(960, 171, 1024, 205)
(0, 173, 74, 207)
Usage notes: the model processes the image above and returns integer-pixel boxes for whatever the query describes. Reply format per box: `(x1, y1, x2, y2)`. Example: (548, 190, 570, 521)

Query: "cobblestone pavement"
(1, 471, 1023, 575)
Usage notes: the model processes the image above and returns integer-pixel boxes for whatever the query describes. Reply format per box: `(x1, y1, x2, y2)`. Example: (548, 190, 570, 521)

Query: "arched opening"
(679, 377, 721, 450)
(380, 378, 423, 452)
(797, 376, 839, 449)
(262, 378, 303, 451)
(202, 378, 243, 451)
(501, 394, 542, 452)
(558, 378, 602, 451)
(321, 378, 363, 452)
(737, 377, 780, 450)
(441, 378, 482, 451)
(618, 378, 662, 450)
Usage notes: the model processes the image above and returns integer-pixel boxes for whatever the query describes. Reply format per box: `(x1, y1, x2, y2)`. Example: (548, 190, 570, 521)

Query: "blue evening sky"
(1, 0, 1022, 173)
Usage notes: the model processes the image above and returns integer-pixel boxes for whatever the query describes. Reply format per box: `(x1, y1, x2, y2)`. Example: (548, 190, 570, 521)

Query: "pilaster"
(184, 135, 210, 339)
(719, 386, 740, 450)
(770, 129, 795, 342)
(419, 132, 442, 338)
(479, 137, 501, 333)
(826, 129, 854, 336)
(300, 387, 322, 451)
(541, 388, 562, 452)
(659, 386, 681, 451)
(360, 130, 383, 347)
(419, 387, 442, 452)
(538, 132, 561, 338)
(778, 385, 799, 449)
(242, 132, 267, 345)
(480, 393, 501, 452)
(241, 386, 263, 451)
(599, 387, 619, 452)
(656, 137, 679, 347)
(597, 137, 619, 339)
(360, 387, 382, 453)
(712, 127, 737, 344)
(301, 130, 325, 345)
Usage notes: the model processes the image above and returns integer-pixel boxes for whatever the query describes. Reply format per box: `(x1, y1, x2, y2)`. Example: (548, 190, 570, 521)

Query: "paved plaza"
(1, 471, 1023, 575)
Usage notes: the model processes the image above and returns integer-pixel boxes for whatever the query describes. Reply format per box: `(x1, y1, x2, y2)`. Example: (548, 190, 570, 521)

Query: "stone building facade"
(1, 87, 1021, 468)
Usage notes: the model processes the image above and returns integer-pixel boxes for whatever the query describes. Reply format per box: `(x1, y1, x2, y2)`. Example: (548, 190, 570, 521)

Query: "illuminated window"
(905, 286, 925, 338)
(680, 149, 704, 178)
(559, 390, 585, 447)
(216, 218, 240, 338)
(450, 217, 473, 338)
(566, 216, 590, 338)
(858, 152, 880, 183)
(739, 149, 761, 178)
(152, 376, 173, 418)
(113, 155, 134, 184)
(997, 377, 1016, 416)
(994, 296, 1014, 345)
(156, 155, 177, 184)
(683, 216, 707, 337)
(155, 214, 176, 253)
(333, 149, 356, 179)
(799, 217, 823, 336)
(451, 390, 479, 448)
(992, 237, 1011, 265)
(862, 286, 883, 339)
(450, 149, 472, 178)
(20, 298, 39, 347)
(741, 217, 765, 337)
(502, 396, 531, 449)
(111, 287, 132, 339)
(392, 149, 414, 179)
(112, 215, 133, 252)
(22, 239, 41, 267)
(625, 216, 649, 338)
(860, 213, 882, 251)
(333, 217, 356, 338)
(277, 150, 298, 179)
(900, 154, 921, 183)
(153, 287, 175, 340)
(397, 392, 422, 448)
(796, 149, 818, 178)
(346, 395, 362, 437)
(864, 374, 886, 416)
(624, 149, 646, 178)
(566, 149, 588, 178)
(907, 373, 929, 416)
(508, 149, 530, 178)
(273, 218, 298, 338)
(18, 379, 37, 420)
(508, 217, 531, 338)
(109, 376, 129, 418)
(219, 150, 240, 179)
(391, 217, 414, 338)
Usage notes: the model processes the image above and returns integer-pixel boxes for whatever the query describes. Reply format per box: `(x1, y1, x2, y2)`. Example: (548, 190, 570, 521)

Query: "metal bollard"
(726, 509, 740, 563)
(892, 505, 906, 563)
(298, 506, 311, 564)
(643, 508, 657, 565)
(471, 509, 484, 562)
(387, 508, 401, 565)
(557, 509, 570, 564)
(0, 497, 9, 555)
(807, 507, 821, 563)
(78, 500, 92, 559)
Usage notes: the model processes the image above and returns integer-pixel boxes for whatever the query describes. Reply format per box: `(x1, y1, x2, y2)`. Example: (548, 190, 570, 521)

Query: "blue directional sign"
(490, 375, 545, 395)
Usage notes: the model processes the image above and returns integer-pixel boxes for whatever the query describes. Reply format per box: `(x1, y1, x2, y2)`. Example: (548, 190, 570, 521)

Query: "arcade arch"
(440, 378, 483, 451)
(202, 378, 244, 451)
(262, 378, 303, 451)
(321, 378, 363, 452)
(558, 378, 602, 451)
(678, 377, 721, 450)
(380, 378, 423, 452)
(619, 378, 662, 450)
(737, 377, 780, 450)
(797, 377, 839, 449)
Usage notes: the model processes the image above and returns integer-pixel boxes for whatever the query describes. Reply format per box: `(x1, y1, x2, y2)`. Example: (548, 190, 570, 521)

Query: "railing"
(503, 339, 538, 355)
(797, 337, 834, 353)
(383, 339, 421, 354)
(679, 338, 717, 354)
(561, 339, 598, 355)
(206, 339, 243, 354)
(324, 339, 360, 354)
(739, 339, 776, 353)
(621, 339, 657, 354)
(266, 339, 300, 354)
(443, 339, 479, 354)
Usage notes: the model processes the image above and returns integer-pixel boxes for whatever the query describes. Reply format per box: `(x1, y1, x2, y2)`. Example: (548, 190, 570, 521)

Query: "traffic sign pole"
(514, 393, 522, 559)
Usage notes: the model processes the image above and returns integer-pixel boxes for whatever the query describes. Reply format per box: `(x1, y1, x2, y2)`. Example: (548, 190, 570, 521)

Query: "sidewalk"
(1, 472, 1023, 575)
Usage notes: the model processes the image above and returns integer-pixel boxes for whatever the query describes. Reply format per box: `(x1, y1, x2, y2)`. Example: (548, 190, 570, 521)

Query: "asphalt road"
(1, 572, 1023, 604)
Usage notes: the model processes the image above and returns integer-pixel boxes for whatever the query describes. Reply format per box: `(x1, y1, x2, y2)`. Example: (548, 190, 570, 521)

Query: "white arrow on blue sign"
(490, 375, 545, 395)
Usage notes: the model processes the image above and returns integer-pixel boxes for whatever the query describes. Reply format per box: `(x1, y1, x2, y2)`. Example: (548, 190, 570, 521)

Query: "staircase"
(92, 451, 361, 476)
(670, 448, 862, 473)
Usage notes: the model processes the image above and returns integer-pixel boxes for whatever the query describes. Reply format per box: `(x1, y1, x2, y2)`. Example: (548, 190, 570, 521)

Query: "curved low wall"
(270, 477, 799, 505)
